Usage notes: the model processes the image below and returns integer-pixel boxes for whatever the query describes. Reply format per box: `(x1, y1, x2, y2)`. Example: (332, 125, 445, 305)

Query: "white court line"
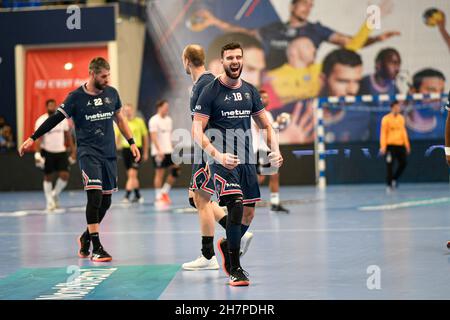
(1, 226, 450, 236)
(358, 197, 450, 211)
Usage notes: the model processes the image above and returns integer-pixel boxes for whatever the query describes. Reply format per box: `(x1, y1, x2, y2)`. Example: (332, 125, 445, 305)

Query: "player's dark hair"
(206, 33, 262, 65)
(221, 42, 243, 58)
(390, 100, 400, 108)
(375, 48, 400, 65)
(259, 89, 268, 94)
(183, 44, 205, 67)
(322, 49, 362, 77)
(412, 68, 446, 91)
(45, 99, 56, 106)
(156, 99, 168, 109)
(89, 57, 110, 74)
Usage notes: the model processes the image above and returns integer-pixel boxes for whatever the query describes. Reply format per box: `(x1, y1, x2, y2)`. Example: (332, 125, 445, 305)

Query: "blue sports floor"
(1, 183, 450, 299)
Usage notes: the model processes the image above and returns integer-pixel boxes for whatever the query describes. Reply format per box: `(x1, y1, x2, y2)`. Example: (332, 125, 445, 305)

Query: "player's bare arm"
(114, 110, 141, 162)
(192, 114, 240, 170)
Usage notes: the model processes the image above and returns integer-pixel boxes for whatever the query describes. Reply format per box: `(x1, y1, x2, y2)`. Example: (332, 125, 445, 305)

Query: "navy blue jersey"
(195, 78, 265, 163)
(259, 21, 334, 70)
(58, 85, 122, 159)
(190, 72, 215, 118)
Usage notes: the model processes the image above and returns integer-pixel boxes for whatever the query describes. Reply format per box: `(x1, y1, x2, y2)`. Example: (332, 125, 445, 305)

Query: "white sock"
(270, 192, 280, 205)
(155, 188, 162, 199)
(161, 182, 171, 194)
(53, 178, 68, 196)
(43, 181, 53, 203)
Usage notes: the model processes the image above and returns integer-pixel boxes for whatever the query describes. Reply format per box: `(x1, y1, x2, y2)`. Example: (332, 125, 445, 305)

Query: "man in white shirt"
(34, 99, 76, 211)
(148, 99, 180, 204)
(251, 90, 289, 213)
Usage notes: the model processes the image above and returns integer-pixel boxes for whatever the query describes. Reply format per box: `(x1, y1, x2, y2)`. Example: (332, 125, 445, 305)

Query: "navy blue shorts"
(209, 163, 261, 205)
(78, 155, 118, 194)
(189, 162, 215, 195)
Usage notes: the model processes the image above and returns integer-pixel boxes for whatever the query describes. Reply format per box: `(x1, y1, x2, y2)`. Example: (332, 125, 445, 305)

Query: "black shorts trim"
(122, 148, 142, 170)
(152, 154, 174, 168)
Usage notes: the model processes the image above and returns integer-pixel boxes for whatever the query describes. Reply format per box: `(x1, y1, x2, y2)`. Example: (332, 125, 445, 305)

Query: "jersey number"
(94, 98, 103, 106)
(232, 93, 242, 101)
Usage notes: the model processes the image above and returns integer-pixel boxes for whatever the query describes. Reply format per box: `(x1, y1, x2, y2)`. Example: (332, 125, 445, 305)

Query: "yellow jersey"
(115, 117, 148, 148)
(380, 113, 410, 150)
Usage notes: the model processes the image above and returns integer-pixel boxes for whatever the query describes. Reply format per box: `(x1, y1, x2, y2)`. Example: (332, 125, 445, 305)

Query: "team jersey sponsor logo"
(85, 111, 115, 122)
(221, 109, 251, 118)
(195, 104, 202, 110)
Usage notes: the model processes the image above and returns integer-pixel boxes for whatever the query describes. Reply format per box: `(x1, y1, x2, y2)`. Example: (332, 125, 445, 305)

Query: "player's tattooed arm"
(114, 109, 141, 162)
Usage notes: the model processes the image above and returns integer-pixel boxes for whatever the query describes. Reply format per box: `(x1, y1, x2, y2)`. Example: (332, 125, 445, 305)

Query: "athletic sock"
(125, 190, 131, 199)
(241, 224, 249, 236)
(43, 181, 53, 204)
(229, 248, 241, 271)
(134, 189, 141, 199)
(270, 192, 280, 205)
(201, 236, 214, 259)
(218, 216, 227, 230)
(155, 188, 162, 199)
(82, 228, 90, 241)
(90, 232, 102, 251)
(161, 182, 171, 194)
(53, 178, 67, 196)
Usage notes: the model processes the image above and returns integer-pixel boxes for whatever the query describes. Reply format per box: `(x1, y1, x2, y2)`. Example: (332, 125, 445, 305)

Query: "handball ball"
(423, 8, 444, 27)
(277, 112, 291, 130)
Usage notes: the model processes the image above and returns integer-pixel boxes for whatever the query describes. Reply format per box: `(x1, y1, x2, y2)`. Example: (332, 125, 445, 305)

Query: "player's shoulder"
(199, 77, 220, 95)
(104, 85, 120, 96)
(241, 79, 259, 93)
(198, 71, 215, 82)
(66, 86, 85, 99)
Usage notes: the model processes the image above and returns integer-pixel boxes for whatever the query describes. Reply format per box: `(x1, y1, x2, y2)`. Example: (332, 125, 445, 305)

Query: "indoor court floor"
(1, 183, 450, 300)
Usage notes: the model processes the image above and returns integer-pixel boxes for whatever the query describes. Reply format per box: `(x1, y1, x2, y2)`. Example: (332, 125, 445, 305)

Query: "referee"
(380, 100, 410, 191)
(116, 103, 148, 203)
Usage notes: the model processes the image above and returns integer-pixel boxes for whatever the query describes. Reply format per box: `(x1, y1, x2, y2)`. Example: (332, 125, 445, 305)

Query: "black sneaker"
(77, 234, 90, 258)
(91, 246, 112, 262)
(217, 238, 231, 276)
(229, 267, 250, 286)
(270, 203, 290, 213)
(447, 241, 450, 249)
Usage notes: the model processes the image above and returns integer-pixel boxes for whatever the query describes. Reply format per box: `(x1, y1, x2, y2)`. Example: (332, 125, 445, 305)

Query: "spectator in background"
(0, 116, 15, 151)
(405, 68, 446, 139)
(195, 0, 399, 70)
(380, 100, 410, 192)
(2, 126, 15, 150)
(359, 48, 401, 96)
